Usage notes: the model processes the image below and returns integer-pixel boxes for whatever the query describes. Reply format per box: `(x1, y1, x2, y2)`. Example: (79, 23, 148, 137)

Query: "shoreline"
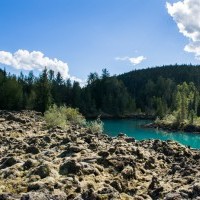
(86, 113, 156, 120)
(143, 122, 200, 134)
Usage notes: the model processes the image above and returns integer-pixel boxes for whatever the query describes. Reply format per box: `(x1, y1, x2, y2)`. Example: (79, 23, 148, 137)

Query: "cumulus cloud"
(0, 49, 82, 82)
(115, 56, 146, 65)
(166, 0, 200, 59)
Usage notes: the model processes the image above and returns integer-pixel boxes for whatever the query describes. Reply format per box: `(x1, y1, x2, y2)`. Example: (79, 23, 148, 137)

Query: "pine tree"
(101, 68, 110, 79)
(35, 68, 52, 112)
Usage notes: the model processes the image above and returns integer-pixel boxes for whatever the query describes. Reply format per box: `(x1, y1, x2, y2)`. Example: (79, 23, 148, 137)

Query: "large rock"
(164, 193, 182, 200)
(27, 183, 42, 192)
(98, 151, 109, 158)
(32, 164, 50, 179)
(26, 146, 40, 155)
(144, 157, 156, 170)
(0, 157, 17, 169)
(23, 160, 34, 170)
(148, 177, 163, 199)
(21, 192, 61, 200)
(59, 160, 81, 175)
(192, 183, 200, 198)
(121, 166, 136, 180)
(110, 180, 123, 192)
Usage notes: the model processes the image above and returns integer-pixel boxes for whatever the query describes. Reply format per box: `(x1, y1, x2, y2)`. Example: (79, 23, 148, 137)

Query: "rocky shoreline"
(86, 113, 155, 120)
(0, 111, 200, 199)
(144, 122, 200, 134)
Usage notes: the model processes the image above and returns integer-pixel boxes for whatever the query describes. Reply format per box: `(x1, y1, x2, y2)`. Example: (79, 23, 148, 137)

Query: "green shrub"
(60, 106, 86, 126)
(87, 118, 104, 134)
(44, 105, 66, 128)
(44, 104, 86, 128)
(156, 114, 177, 125)
(192, 117, 200, 127)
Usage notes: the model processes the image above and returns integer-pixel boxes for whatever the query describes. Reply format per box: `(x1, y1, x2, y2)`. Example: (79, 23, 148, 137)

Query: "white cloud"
(129, 56, 147, 65)
(115, 56, 146, 65)
(0, 49, 82, 82)
(166, 0, 200, 59)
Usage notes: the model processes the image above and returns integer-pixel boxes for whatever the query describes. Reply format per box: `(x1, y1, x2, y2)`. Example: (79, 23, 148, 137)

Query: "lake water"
(103, 119, 200, 149)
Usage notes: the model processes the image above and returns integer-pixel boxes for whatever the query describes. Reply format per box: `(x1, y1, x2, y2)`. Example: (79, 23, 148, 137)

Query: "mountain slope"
(117, 65, 200, 114)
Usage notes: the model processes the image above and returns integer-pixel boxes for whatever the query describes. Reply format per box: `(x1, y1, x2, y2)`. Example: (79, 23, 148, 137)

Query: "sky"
(0, 0, 200, 82)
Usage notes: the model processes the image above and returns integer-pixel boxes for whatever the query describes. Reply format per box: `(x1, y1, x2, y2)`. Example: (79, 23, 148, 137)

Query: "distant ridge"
(118, 64, 200, 87)
(117, 64, 200, 113)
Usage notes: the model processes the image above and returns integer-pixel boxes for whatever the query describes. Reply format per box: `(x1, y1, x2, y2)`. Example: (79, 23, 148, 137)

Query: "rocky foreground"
(0, 111, 200, 200)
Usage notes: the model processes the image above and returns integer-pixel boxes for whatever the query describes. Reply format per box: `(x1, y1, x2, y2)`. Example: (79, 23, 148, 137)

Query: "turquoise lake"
(103, 119, 200, 149)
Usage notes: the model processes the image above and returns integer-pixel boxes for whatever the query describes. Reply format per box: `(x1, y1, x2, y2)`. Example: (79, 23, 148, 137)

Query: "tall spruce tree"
(35, 68, 52, 112)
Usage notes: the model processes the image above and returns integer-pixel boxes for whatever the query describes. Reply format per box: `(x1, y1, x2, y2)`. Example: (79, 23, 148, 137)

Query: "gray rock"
(0, 157, 17, 169)
(148, 177, 163, 199)
(117, 133, 126, 137)
(121, 166, 135, 180)
(110, 180, 122, 192)
(98, 151, 109, 158)
(192, 183, 200, 197)
(164, 193, 182, 200)
(27, 183, 41, 192)
(124, 137, 135, 143)
(32, 164, 50, 179)
(0, 194, 11, 200)
(144, 157, 155, 170)
(69, 146, 83, 153)
(26, 146, 40, 154)
(59, 160, 81, 175)
(23, 160, 34, 170)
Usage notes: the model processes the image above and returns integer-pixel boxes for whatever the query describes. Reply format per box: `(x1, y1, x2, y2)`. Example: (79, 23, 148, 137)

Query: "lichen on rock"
(0, 110, 199, 199)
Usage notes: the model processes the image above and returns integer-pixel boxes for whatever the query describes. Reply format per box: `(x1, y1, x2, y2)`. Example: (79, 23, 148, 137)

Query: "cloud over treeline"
(0, 49, 81, 82)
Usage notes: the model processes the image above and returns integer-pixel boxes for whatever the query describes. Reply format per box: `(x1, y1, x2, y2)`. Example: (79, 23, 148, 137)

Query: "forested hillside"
(118, 65, 200, 117)
(1, 64, 200, 119)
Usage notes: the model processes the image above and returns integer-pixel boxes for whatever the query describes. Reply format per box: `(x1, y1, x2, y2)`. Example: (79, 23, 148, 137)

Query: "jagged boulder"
(59, 160, 81, 175)
(148, 177, 164, 199)
(26, 146, 40, 155)
(192, 183, 200, 198)
(0, 157, 17, 169)
(23, 160, 35, 170)
(110, 180, 123, 192)
(32, 164, 50, 179)
(121, 166, 136, 180)
(98, 151, 109, 158)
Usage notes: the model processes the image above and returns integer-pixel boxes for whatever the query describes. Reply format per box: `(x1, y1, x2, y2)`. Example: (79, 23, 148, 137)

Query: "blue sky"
(0, 0, 199, 81)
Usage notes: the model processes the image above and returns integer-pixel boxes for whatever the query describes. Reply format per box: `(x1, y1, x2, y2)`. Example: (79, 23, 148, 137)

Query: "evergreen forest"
(1, 64, 200, 123)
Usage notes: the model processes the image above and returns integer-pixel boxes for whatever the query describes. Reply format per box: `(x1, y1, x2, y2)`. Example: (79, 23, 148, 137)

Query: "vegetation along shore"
(2, 64, 200, 133)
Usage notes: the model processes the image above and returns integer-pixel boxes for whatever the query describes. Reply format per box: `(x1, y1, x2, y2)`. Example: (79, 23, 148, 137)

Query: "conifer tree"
(35, 68, 52, 112)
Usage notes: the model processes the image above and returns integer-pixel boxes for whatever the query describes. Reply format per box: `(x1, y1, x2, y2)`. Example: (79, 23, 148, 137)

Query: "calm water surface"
(103, 119, 200, 149)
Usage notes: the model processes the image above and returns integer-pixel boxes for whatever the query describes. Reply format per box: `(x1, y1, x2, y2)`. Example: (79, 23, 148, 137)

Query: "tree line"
(1, 64, 200, 120)
(0, 68, 134, 116)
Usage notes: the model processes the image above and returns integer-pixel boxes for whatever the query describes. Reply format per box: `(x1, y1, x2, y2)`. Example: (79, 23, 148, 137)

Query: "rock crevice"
(0, 111, 199, 199)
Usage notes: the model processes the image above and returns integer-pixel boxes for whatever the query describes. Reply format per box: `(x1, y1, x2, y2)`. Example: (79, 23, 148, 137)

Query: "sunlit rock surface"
(0, 110, 199, 199)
